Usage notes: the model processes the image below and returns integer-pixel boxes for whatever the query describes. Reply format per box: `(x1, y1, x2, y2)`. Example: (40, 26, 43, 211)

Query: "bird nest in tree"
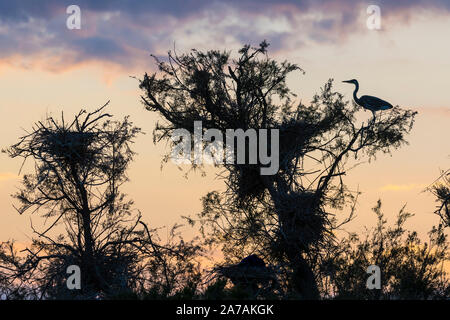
(40, 130, 96, 162)
(275, 191, 327, 248)
(278, 120, 310, 169)
(229, 120, 311, 202)
(228, 164, 266, 202)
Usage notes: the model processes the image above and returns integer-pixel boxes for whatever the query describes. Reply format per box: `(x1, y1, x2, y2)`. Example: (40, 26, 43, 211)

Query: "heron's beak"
(342, 80, 352, 83)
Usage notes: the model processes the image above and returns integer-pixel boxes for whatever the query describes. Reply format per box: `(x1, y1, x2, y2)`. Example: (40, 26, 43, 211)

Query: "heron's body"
(218, 254, 276, 290)
(343, 79, 393, 117)
(238, 254, 266, 268)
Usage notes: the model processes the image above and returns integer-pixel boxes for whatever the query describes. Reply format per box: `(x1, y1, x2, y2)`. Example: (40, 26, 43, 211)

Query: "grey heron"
(217, 254, 277, 290)
(343, 79, 393, 119)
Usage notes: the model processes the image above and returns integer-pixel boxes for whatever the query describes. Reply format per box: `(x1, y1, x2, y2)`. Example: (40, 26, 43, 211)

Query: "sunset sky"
(0, 0, 449, 243)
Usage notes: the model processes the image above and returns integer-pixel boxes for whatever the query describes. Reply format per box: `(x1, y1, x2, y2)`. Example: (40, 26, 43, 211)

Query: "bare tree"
(139, 41, 417, 299)
(0, 104, 201, 299)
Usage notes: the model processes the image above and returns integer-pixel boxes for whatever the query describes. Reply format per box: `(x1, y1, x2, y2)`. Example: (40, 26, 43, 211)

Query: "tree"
(429, 169, 450, 228)
(0, 104, 201, 299)
(321, 200, 449, 299)
(139, 41, 417, 299)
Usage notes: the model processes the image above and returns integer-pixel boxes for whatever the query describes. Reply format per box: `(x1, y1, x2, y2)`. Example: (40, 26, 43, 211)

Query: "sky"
(0, 0, 449, 243)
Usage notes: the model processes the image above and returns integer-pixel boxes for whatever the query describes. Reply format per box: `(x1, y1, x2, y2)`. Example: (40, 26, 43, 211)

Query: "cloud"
(1, 0, 450, 73)
(379, 183, 426, 191)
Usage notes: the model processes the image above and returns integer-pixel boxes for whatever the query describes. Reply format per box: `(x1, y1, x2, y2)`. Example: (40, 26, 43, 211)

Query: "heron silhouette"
(216, 254, 277, 294)
(343, 79, 393, 119)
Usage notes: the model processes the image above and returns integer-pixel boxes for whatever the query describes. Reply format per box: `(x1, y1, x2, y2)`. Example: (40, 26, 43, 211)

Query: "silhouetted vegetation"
(1, 42, 448, 300)
(139, 41, 424, 299)
(319, 200, 449, 299)
(0, 104, 202, 299)
(430, 169, 450, 228)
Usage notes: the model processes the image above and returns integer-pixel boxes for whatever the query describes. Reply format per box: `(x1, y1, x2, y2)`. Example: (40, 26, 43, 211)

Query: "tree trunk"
(285, 247, 319, 299)
(263, 177, 320, 299)
(72, 164, 104, 293)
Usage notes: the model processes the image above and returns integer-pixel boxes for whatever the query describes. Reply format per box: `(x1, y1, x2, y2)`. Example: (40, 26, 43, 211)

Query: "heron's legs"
(370, 111, 376, 125)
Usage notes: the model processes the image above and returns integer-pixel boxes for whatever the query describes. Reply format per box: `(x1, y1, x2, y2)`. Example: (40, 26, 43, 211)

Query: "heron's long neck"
(353, 82, 360, 103)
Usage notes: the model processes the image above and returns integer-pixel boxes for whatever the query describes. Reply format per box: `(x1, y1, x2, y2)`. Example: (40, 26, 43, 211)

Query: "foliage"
(1, 41, 444, 300)
(139, 41, 417, 298)
(0, 104, 202, 299)
(429, 169, 450, 228)
(320, 200, 449, 299)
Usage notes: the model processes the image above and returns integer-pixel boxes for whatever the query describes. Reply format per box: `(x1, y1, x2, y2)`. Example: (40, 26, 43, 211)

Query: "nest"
(228, 164, 266, 203)
(215, 264, 276, 287)
(278, 120, 310, 169)
(229, 120, 311, 202)
(275, 191, 327, 249)
(40, 130, 96, 163)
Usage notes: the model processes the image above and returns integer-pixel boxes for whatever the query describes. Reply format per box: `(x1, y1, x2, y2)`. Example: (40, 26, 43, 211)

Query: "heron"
(342, 79, 393, 119)
(216, 254, 277, 292)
